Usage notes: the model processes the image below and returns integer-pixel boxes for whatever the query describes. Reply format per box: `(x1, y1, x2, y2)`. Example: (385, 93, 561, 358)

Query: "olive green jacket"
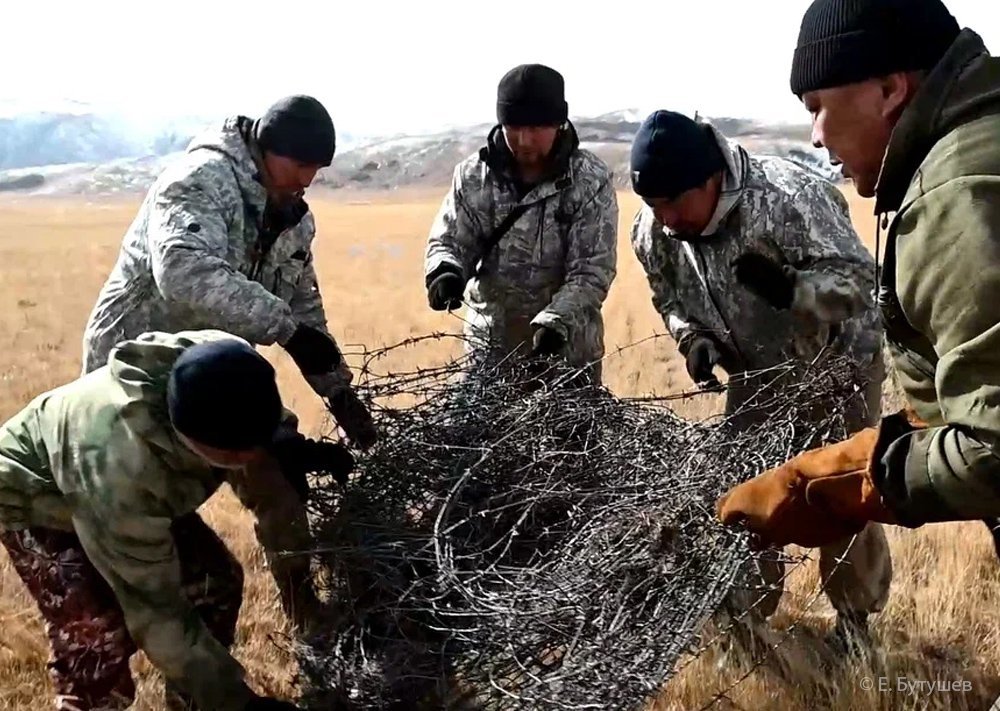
(0, 330, 259, 709)
(874, 29, 1000, 525)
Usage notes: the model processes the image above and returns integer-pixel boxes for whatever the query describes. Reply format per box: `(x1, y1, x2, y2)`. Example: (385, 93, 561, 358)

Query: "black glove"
(679, 335, 723, 391)
(426, 268, 465, 311)
(246, 696, 303, 711)
(531, 326, 565, 357)
(269, 435, 356, 499)
(327, 386, 378, 451)
(733, 252, 796, 310)
(283, 323, 342, 376)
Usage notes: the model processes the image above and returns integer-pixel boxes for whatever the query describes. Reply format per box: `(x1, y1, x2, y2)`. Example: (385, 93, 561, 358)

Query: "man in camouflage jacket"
(423, 64, 618, 383)
(629, 109, 891, 648)
(0, 330, 353, 710)
(80, 95, 368, 628)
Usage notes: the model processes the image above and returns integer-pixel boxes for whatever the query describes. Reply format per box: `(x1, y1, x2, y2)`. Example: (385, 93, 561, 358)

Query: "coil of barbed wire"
(292, 332, 864, 710)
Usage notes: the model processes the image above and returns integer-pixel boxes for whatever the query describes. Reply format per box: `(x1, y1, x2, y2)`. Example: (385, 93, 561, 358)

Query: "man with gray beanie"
(424, 63, 618, 383)
(628, 108, 892, 653)
(0, 329, 353, 710)
(718, 0, 1000, 583)
(80, 95, 373, 632)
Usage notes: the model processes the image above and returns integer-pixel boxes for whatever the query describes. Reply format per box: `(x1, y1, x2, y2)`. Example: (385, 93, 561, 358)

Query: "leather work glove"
(716, 409, 925, 548)
(269, 434, 356, 500)
(678, 334, 723, 392)
(426, 267, 466, 311)
(531, 326, 565, 357)
(283, 323, 343, 376)
(245, 695, 304, 710)
(733, 251, 795, 310)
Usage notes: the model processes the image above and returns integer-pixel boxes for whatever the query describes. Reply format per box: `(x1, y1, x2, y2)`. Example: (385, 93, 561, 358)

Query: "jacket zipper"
(682, 241, 748, 370)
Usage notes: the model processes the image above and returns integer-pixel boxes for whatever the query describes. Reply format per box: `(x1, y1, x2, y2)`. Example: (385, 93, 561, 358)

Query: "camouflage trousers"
(0, 512, 243, 711)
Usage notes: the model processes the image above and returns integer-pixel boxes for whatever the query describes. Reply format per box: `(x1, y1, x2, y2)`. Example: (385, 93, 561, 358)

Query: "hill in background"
(0, 107, 833, 196)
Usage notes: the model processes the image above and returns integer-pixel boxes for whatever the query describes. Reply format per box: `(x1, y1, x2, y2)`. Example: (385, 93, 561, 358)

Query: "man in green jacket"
(716, 3, 1000, 555)
(0, 330, 354, 710)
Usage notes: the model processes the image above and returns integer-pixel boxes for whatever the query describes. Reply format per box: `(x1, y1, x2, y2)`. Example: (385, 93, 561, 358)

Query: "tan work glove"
(716, 409, 925, 547)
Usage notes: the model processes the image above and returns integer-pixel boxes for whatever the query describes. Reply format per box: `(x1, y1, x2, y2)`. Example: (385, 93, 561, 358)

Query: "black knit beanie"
(496, 64, 569, 127)
(790, 0, 961, 97)
(167, 339, 283, 451)
(256, 95, 336, 166)
(629, 110, 726, 200)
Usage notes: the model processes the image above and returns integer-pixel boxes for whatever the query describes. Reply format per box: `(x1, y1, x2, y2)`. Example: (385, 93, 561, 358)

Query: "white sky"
(3, 0, 998, 135)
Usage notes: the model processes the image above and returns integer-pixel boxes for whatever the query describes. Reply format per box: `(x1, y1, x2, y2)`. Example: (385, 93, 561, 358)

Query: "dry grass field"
(1, 186, 1000, 710)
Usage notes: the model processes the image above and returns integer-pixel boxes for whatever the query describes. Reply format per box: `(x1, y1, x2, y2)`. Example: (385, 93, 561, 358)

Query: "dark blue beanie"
(256, 95, 336, 167)
(167, 339, 283, 451)
(629, 110, 726, 200)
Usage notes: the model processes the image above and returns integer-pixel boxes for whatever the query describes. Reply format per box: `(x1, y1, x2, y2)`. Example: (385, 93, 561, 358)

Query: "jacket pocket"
(270, 256, 307, 302)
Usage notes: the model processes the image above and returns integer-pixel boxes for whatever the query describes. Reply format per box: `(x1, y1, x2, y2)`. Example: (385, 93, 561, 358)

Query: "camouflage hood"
(184, 116, 268, 212)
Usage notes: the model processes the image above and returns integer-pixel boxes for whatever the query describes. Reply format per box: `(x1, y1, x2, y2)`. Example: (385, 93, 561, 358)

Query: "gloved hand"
(245, 695, 303, 710)
(716, 409, 924, 548)
(269, 435, 356, 499)
(326, 385, 378, 451)
(531, 326, 565, 357)
(426, 267, 466, 311)
(733, 252, 796, 310)
(678, 334, 723, 391)
(283, 323, 343, 376)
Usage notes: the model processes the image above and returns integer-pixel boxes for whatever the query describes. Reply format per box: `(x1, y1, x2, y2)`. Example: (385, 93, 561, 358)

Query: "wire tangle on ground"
(294, 333, 865, 710)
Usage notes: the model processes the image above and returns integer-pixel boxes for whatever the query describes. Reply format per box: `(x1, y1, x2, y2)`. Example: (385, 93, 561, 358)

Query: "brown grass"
(0, 186, 998, 710)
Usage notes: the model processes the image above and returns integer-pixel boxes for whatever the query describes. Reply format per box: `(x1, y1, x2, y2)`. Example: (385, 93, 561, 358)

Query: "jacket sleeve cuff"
(530, 311, 568, 339)
(877, 428, 968, 526)
(274, 316, 299, 347)
(424, 257, 464, 288)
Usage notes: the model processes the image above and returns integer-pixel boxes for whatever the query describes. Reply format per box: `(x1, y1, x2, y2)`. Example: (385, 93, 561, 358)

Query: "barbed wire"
(292, 332, 870, 710)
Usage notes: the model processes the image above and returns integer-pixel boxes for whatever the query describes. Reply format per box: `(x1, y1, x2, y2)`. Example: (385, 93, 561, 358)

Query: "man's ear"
(880, 72, 920, 121)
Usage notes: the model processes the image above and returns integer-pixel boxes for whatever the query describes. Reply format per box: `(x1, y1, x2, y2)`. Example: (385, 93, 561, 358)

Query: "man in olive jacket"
(0, 330, 354, 709)
(716, 4, 1000, 555)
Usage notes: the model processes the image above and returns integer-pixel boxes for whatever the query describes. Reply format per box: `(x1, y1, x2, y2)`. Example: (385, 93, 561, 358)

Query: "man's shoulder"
(747, 153, 850, 216)
(628, 204, 660, 253)
(570, 148, 612, 182)
(452, 148, 490, 189)
(152, 147, 242, 201)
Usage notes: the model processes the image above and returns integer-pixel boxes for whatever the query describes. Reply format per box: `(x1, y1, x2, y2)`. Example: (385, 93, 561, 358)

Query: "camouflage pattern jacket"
(424, 124, 619, 375)
(81, 116, 334, 375)
(0, 330, 268, 710)
(630, 125, 882, 391)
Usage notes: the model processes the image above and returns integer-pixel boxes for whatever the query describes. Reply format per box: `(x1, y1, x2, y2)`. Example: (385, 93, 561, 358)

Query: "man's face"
(802, 80, 900, 198)
(178, 432, 266, 470)
(502, 125, 559, 171)
(644, 175, 722, 235)
(262, 152, 322, 203)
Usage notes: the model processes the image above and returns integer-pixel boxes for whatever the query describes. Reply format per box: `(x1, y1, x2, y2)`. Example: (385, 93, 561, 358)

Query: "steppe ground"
(1, 187, 999, 710)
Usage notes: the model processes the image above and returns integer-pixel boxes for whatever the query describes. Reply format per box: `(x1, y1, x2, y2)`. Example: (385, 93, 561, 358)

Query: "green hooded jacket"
(0, 330, 257, 709)
(874, 29, 1000, 525)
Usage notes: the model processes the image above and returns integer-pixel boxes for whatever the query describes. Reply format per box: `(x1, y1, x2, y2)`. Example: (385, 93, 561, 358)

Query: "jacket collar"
(480, 122, 579, 202)
(875, 29, 992, 214)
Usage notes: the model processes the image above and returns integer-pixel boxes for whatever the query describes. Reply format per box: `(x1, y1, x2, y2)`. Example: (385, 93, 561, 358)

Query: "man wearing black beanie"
(718, 2, 1000, 586)
(423, 63, 618, 383)
(0, 330, 354, 710)
(80, 94, 376, 632)
(628, 108, 891, 652)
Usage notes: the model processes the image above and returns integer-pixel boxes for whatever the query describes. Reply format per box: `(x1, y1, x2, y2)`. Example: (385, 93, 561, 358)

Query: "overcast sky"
(4, 0, 998, 134)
